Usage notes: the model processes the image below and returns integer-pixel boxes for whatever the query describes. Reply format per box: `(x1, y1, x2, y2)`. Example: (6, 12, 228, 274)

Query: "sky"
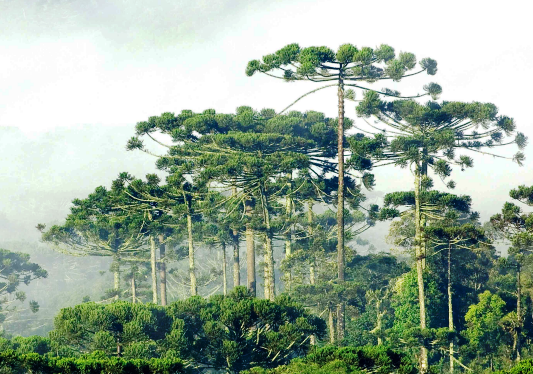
(1, 0, 532, 245)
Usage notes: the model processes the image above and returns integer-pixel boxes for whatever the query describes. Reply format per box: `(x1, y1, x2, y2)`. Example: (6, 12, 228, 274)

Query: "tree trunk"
(336, 78, 346, 342)
(159, 234, 167, 306)
(261, 188, 275, 301)
(414, 165, 429, 373)
(336, 303, 345, 343)
(308, 201, 316, 285)
(116, 338, 121, 358)
(233, 229, 240, 288)
(328, 305, 335, 344)
(517, 264, 522, 362)
(131, 272, 136, 304)
(448, 243, 454, 374)
(232, 186, 241, 288)
(245, 199, 256, 296)
(376, 299, 382, 345)
(113, 258, 120, 301)
(222, 242, 228, 296)
(150, 236, 158, 304)
(284, 194, 293, 293)
(187, 213, 197, 296)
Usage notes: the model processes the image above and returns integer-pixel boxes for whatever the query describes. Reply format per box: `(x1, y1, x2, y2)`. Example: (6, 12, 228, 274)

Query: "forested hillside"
(1, 37, 533, 374)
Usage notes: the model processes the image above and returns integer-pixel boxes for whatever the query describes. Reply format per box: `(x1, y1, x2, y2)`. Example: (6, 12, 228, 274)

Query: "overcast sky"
(1, 0, 532, 244)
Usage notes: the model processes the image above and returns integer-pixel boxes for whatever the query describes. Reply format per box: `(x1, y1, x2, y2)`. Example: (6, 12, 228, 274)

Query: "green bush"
(0, 350, 189, 374)
(245, 345, 417, 374)
(495, 359, 533, 374)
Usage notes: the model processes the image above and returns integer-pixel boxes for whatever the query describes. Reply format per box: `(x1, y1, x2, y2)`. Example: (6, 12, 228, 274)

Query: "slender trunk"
(116, 338, 121, 358)
(150, 236, 158, 304)
(336, 303, 345, 344)
(113, 258, 120, 301)
(517, 264, 522, 362)
(448, 243, 454, 374)
(328, 305, 335, 344)
(245, 199, 256, 296)
(222, 242, 228, 296)
(233, 229, 240, 288)
(285, 194, 293, 293)
(232, 186, 240, 288)
(376, 299, 382, 345)
(337, 78, 345, 282)
(308, 201, 316, 285)
(159, 234, 167, 306)
(261, 188, 275, 301)
(131, 272, 136, 304)
(414, 165, 428, 373)
(336, 78, 346, 342)
(187, 213, 197, 296)
(421, 152, 428, 269)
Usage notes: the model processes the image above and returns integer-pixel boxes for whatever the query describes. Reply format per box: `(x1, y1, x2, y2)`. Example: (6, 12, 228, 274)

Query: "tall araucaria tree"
(355, 97, 526, 372)
(246, 43, 440, 339)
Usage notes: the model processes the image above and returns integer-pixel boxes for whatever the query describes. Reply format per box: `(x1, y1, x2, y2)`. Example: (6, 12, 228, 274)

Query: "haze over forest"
(2, 1, 533, 373)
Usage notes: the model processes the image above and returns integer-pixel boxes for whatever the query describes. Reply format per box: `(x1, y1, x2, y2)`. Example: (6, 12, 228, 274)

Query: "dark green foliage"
(161, 286, 325, 373)
(245, 345, 417, 374)
(50, 301, 171, 358)
(0, 350, 188, 374)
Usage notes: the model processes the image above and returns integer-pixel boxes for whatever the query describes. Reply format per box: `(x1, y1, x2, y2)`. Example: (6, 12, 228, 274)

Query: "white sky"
(1, 0, 532, 244)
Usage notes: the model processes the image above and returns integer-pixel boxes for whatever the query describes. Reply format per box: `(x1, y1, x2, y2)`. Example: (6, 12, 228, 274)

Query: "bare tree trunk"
(261, 188, 275, 301)
(116, 338, 121, 358)
(131, 272, 136, 304)
(113, 258, 120, 301)
(159, 234, 167, 306)
(233, 229, 240, 288)
(517, 264, 522, 362)
(150, 236, 158, 304)
(414, 165, 428, 373)
(284, 194, 293, 293)
(222, 242, 228, 296)
(328, 305, 335, 344)
(187, 213, 197, 296)
(336, 78, 346, 342)
(376, 299, 383, 345)
(448, 243, 454, 374)
(232, 186, 241, 288)
(245, 199, 256, 296)
(308, 201, 316, 285)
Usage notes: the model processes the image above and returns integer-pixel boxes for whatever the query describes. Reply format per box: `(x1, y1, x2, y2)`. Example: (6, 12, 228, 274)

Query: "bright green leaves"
(356, 91, 383, 117)
(297, 46, 336, 76)
(336, 43, 358, 64)
(374, 44, 396, 62)
(464, 291, 506, 352)
(510, 185, 533, 206)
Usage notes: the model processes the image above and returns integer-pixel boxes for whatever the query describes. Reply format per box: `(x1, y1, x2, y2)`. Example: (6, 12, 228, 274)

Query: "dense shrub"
(245, 345, 417, 374)
(0, 350, 189, 374)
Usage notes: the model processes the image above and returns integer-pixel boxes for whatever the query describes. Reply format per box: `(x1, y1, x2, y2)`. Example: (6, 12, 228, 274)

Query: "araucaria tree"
(355, 96, 526, 372)
(0, 249, 47, 327)
(246, 43, 440, 339)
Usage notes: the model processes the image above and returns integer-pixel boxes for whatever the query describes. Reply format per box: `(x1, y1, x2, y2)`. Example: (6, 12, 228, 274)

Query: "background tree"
(0, 248, 47, 328)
